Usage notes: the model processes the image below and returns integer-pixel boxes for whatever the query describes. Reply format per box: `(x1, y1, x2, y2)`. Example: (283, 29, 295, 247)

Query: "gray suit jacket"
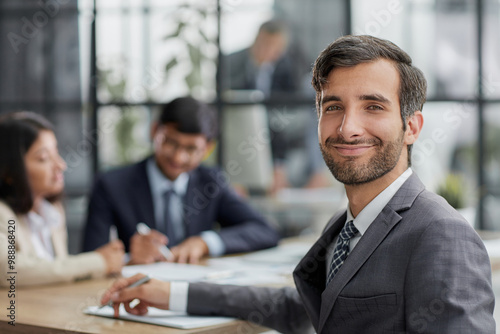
(187, 174, 495, 333)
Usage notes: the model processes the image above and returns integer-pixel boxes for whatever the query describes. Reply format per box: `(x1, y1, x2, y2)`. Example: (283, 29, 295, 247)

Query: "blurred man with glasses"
(83, 97, 279, 264)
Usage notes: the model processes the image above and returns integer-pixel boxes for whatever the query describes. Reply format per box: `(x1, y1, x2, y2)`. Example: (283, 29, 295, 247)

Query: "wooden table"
(4, 234, 497, 334)
(0, 278, 270, 334)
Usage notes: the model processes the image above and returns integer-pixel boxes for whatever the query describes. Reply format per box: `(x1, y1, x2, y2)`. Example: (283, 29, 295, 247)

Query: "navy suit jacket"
(186, 173, 495, 333)
(82, 159, 279, 253)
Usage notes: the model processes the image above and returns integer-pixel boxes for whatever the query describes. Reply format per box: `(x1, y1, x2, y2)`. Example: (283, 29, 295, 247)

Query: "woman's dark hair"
(0, 111, 55, 214)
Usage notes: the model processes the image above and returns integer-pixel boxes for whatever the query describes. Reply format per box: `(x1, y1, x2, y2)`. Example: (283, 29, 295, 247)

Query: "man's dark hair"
(159, 97, 218, 141)
(258, 19, 289, 36)
(257, 20, 290, 51)
(311, 35, 427, 166)
(0, 111, 55, 214)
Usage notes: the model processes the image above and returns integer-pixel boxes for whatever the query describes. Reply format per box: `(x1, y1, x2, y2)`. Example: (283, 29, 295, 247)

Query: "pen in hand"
(136, 222, 175, 261)
(99, 275, 151, 309)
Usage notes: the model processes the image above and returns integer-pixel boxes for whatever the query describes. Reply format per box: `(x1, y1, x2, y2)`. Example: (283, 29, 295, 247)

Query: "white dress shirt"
(26, 199, 62, 261)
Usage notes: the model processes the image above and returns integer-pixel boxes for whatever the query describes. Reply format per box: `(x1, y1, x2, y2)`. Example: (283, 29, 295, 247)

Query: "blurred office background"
(0, 0, 499, 254)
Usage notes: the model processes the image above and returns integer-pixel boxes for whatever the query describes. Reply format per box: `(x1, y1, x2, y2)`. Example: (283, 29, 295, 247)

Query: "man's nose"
(338, 110, 364, 140)
(171, 147, 190, 163)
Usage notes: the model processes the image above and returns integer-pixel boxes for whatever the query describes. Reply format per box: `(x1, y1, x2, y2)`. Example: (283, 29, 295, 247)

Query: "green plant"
(95, 2, 217, 166)
(163, 3, 217, 95)
(98, 62, 150, 166)
(436, 173, 466, 209)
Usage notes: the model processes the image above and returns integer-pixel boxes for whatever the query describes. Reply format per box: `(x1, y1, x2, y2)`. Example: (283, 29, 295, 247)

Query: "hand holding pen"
(99, 275, 150, 309)
(136, 223, 174, 261)
(130, 223, 210, 264)
(128, 223, 175, 264)
(100, 274, 172, 318)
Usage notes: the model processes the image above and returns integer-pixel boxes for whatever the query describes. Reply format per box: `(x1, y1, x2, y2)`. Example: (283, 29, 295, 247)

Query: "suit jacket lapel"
(317, 208, 403, 332)
(134, 160, 155, 228)
(17, 213, 67, 258)
(17, 215, 36, 255)
(50, 203, 67, 257)
(293, 212, 346, 328)
(51, 225, 67, 257)
(316, 173, 425, 333)
(183, 167, 201, 236)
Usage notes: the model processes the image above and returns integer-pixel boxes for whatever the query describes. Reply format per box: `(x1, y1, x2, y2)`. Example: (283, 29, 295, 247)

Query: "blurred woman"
(0, 111, 124, 287)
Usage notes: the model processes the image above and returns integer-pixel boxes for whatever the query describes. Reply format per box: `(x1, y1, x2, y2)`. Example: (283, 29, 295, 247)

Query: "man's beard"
(319, 133, 404, 186)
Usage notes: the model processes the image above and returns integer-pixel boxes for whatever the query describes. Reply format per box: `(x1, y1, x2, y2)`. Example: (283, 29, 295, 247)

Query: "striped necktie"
(326, 220, 358, 285)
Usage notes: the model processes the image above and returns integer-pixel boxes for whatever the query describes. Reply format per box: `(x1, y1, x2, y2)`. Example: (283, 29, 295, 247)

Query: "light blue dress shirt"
(146, 158, 226, 256)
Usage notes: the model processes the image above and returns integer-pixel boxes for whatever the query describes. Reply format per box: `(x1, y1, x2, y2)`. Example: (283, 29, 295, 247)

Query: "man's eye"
(367, 105, 383, 110)
(325, 105, 341, 112)
(185, 147, 197, 155)
(164, 138, 176, 145)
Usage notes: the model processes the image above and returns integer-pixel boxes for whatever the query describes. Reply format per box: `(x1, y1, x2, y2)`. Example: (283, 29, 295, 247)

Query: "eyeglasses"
(154, 134, 205, 161)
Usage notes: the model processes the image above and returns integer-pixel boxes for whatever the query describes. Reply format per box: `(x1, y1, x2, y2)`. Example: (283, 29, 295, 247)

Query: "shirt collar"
(26, 199, 62, 231)
(146, 157, 189, 196)
(348, 168, 413, 236)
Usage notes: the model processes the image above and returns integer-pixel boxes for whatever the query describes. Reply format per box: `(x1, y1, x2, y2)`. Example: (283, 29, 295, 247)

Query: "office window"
(484, 104, 500, 229)
(412, 102, 479, 225)
(93, 1, 220, 170)
(97, 105, 152, 170)
(3, 0, 499, 244)
(352, 0, 478, 99)
(483, 0, 500, 99)
(95, 1, 218, 104)
(0, 0, 89, 193)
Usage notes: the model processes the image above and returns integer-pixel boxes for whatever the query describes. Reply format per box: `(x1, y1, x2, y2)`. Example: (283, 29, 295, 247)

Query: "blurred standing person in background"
(224, 19, 305, 97)
(224, 19, 329, 193)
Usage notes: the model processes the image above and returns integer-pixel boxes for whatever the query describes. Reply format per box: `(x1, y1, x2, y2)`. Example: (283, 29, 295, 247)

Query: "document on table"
(121, 262, 237, 281)
(121, 240, 313, 286)
(122, 261, 289, 286)
(241, 242, 312, 265)
(84, 305, 235, 329)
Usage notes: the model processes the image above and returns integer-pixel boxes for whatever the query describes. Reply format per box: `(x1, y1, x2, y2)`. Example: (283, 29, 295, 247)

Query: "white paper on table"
(121, 241, 312, 286)
(241, 243, 312, 265)
(84, 305, 235, 329)
(122, 262, 223, 281)
(203, 246, 308, 286)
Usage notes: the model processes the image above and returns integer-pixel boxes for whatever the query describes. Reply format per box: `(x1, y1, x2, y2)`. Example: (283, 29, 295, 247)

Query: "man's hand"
(95, 240, 125, 275)
(170, 236, 209, 264)
(101, 274, 171, 318)
(129, 230, 169, 264)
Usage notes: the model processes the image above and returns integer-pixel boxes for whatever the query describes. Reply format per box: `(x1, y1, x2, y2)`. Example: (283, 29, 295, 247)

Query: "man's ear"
(203, 140, 216, 159)
(150, 122, 159, 141)
(405, 111, 424, 146)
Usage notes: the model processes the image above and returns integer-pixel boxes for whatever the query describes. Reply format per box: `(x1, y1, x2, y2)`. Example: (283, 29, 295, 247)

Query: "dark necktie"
(162, 189, 182, 247)
(326, 220, 358, 285)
